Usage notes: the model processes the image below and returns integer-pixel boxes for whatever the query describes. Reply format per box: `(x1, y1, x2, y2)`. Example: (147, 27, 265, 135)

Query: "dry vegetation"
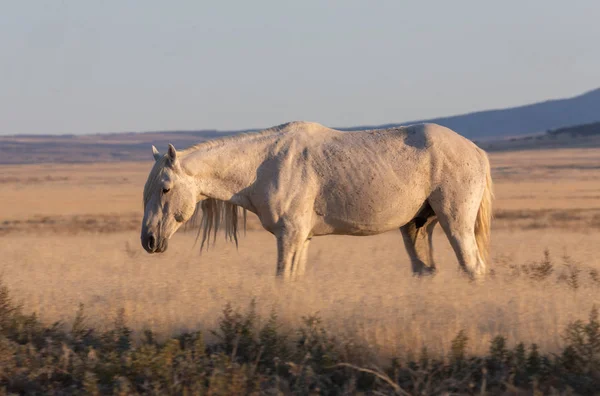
(0, 148, 599, 393)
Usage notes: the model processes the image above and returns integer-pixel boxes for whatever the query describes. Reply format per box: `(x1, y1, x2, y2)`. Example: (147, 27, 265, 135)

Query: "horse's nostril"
(147, 234, 156, 251)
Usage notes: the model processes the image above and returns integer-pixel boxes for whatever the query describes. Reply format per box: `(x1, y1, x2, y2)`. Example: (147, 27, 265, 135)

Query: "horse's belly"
(312, 168, 430, 236)
(312, 204, 420, 236)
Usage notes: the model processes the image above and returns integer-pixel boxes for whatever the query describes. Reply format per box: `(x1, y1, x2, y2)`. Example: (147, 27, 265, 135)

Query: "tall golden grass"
(0, 147, 599, 362)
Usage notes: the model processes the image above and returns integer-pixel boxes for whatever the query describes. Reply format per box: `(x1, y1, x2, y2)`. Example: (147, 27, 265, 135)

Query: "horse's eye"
(162, 188, 171, 194)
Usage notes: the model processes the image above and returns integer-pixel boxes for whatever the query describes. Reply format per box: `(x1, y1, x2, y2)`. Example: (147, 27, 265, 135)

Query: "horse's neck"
(181, 135, 276, 206)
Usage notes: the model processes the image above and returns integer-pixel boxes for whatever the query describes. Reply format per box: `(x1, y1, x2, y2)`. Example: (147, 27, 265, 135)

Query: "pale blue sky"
(2, 1, 599, 135)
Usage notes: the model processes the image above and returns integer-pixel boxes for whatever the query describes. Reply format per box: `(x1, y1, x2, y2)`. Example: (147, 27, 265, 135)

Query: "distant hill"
(477, 120, 600, 152)
(547, 120, 600, 138)
(1, 88, 600, 164)
(343, 88, 600, 139)
(0, 130, 243, 165)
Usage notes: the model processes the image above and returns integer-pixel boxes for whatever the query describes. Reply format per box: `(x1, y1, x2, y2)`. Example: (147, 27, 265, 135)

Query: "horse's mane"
(187, 198, 247, 250)
(180, 121, 303, 155)
(143, 155, 170, 207)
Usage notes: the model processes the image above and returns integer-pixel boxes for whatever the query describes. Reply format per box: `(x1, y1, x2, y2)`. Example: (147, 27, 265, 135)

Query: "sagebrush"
(0, 279, 598, 394)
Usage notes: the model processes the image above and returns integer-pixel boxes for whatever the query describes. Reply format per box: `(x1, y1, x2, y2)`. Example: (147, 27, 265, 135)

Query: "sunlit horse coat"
(141, 122, 493, 280)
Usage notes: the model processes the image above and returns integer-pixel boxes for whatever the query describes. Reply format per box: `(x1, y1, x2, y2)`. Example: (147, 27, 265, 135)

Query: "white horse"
(141, 122, 492, 280)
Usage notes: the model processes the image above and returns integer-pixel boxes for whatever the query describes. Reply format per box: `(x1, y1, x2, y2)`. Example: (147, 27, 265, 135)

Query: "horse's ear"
(167, 144, 178, 163)
(151, 145, 160, 161)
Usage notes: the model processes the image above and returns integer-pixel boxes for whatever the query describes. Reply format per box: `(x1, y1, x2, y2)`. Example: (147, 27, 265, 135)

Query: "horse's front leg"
(275, 222, 309, 281)
(291, 237, 311, 280)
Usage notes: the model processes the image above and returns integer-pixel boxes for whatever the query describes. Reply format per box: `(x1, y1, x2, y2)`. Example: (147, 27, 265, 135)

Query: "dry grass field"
(1, 148, 599, 365)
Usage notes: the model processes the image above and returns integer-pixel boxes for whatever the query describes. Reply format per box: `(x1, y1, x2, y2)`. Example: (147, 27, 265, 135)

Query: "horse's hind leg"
(428, 187, 486, 279)
(401, 204, 438, 276)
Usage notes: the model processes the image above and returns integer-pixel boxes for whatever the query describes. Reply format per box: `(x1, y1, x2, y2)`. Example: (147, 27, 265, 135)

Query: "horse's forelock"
(143, 156, 170, 206)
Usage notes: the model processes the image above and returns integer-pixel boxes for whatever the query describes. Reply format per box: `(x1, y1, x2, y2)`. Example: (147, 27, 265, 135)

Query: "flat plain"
(1, 147, 599, 360)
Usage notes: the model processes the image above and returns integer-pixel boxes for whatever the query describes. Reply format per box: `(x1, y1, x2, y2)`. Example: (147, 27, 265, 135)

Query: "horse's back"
(281, 122, 478, 157)
(273, 122, 487, 182)
(273, 121, 486, 191)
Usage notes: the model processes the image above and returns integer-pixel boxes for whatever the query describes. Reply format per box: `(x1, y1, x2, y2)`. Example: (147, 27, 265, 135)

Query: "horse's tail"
(475, 150, 493, 267)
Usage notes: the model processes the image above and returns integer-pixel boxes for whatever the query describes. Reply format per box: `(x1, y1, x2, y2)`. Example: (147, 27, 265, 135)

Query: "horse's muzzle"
(141, 233, 168, 254)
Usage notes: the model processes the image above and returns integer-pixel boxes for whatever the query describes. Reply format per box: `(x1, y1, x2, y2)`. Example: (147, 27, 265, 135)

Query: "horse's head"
(141, 144, 198, 253)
